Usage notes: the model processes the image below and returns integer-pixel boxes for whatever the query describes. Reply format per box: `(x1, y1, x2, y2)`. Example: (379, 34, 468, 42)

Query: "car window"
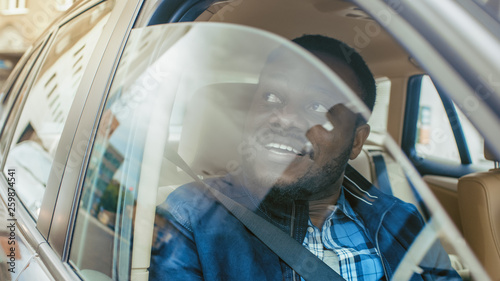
(405, 75, 490, 173)
(0, 44, 43, 139)
(1, 1, 115, 220)
(415, 75, 461, 164)
(68, 21, 483, 281)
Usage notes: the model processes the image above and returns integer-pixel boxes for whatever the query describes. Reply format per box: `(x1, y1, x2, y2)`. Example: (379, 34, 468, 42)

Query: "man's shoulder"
(161, 177, 225, 210)
(343, 164, 423, 217)
(342, 165, 425, 235)
(157, 177, 240, 228)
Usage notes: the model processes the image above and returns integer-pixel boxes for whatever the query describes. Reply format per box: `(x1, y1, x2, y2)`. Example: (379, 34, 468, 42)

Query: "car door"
(0, 0, 121, 280)
(40, 0, 144, 280)
(0, 38, 49, 281)
(34, 1, 500, 281)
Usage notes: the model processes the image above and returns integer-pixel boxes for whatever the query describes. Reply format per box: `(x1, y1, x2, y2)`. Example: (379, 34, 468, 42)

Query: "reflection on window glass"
(70, 106, 134, 281)
(0, 45, 42, 139)
(73, 22, 473, 281)
(2, 1, 115, 220)
(415, 76, 460, 163)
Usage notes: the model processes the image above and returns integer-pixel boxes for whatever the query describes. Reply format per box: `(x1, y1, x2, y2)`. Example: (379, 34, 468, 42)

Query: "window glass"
(2, 1, 115, 220)
(70, 22, 477, 281)
(69, 107, 132, 280)
(0, 45, 42, 136)
(415, 75, 488, 167)
(415, 76, 460, 163)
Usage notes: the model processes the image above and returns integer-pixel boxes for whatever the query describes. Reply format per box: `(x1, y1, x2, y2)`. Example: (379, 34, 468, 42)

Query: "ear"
(350, 124, 370, 160)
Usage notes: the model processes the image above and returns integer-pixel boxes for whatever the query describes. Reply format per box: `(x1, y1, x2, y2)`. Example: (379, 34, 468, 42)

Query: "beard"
(242, 140, 353, 205)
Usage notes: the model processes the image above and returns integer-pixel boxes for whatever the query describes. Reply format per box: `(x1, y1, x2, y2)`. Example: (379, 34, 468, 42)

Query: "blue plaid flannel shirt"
(302, 189, 385, 281)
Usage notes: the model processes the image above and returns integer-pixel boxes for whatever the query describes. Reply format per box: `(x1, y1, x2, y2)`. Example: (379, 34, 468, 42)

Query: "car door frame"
(1, 0, 144, 280)
(45, 0, 144, 267)
(24, 0, 500, 279)
(351, 0, 498, 280)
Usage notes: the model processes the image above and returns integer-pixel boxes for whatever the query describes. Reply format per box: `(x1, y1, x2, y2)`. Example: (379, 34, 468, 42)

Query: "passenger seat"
(457, 144, 500, 280)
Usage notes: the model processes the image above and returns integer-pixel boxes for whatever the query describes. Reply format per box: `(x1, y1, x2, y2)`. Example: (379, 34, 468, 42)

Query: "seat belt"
(368, 149, 430, 220)
(163, 147, 346, 281)
(370, 153, 393, 195)
(208, 186, 346, 281)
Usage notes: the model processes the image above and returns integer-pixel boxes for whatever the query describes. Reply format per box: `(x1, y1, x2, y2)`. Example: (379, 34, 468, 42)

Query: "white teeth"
(265, 143, 301, 154)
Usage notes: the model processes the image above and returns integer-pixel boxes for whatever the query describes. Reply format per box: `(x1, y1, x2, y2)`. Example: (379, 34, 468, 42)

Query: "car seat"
(458, 143, 500, 280)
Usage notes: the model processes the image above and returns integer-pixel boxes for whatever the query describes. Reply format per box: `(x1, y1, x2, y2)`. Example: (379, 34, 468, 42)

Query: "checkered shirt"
(301, 189, 385, 280)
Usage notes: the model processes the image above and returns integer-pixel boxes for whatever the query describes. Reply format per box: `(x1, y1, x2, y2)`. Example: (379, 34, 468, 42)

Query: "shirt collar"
(328, 186, 359, 222)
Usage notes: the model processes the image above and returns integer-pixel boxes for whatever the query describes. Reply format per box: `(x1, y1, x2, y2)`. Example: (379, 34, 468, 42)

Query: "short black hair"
(292, 35, 376, 113)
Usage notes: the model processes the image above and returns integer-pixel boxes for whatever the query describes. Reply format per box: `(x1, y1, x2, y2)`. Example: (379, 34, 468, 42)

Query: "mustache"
(255, 126, 308, 145)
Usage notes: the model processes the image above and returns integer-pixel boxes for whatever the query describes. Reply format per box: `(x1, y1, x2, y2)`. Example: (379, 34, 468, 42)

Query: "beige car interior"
(129, 0, 496, 280)
(458, 144, 500, 280)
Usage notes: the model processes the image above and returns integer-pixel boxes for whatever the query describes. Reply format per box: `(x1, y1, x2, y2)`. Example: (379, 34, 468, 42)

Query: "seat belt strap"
(207, 187, 346, 281)
(163, 146, 346, 281)
(370, 153, 430, 219)
(371, 154, 393, 195)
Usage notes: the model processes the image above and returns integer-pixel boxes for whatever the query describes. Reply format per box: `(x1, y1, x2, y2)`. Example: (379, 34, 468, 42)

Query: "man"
(150, 35, 460, 280)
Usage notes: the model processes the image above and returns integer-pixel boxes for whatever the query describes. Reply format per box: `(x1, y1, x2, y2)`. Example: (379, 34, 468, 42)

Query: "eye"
(263, 92, 283, 104)
(307, 102, 328, 113)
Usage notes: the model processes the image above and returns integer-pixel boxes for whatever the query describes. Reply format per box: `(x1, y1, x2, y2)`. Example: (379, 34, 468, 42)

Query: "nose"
(268, 104, 309, 131)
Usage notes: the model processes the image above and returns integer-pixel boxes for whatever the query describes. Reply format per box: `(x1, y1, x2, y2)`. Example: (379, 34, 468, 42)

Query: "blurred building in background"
(0, 0, 74, 88)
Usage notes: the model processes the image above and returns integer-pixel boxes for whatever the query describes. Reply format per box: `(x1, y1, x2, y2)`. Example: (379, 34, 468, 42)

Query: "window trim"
(438, 86, 471, 164)
(147, 0, 216, 25)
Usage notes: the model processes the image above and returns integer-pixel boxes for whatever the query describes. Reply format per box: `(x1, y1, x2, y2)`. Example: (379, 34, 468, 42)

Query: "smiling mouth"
(264, 142, 303, 156)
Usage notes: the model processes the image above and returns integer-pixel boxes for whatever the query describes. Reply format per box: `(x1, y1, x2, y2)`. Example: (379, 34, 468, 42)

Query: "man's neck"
(308, 175, 343, 230)
(308, 193, 339, 230)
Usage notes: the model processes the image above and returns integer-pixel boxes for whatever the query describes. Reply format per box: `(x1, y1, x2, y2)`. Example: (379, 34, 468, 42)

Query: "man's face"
(241, 50, 367, 202)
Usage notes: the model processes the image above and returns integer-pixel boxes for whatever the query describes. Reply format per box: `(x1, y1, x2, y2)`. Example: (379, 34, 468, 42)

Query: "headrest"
(178, 83, 257, 176)
(484, 141, 498, 162)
